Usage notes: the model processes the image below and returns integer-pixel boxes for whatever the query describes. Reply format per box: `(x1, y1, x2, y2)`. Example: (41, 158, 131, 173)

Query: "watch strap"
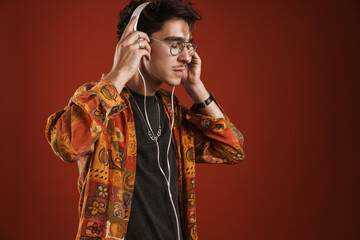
(195, 94, 214, 108)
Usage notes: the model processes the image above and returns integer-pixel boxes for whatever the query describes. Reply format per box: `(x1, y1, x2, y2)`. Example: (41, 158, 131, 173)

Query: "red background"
(1, 0, 359, 239)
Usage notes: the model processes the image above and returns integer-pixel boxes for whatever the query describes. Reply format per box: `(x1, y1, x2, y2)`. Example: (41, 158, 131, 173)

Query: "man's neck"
(126, 68, 161, 96)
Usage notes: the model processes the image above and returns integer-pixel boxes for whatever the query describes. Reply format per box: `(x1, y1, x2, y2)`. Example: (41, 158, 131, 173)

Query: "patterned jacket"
(45, 74, 245, 240)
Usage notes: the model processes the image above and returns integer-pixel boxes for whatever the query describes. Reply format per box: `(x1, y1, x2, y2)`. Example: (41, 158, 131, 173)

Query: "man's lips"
(173, 68, 185, 76)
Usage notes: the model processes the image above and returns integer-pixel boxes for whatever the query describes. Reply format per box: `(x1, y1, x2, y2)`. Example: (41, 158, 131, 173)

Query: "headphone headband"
(130, 2, 151, 31)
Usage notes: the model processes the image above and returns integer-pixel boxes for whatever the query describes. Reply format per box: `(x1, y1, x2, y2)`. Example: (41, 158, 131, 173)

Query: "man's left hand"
(181, 52, 202, 88)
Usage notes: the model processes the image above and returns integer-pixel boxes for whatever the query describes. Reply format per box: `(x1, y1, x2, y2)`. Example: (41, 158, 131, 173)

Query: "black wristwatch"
(195, 94, 214, 108)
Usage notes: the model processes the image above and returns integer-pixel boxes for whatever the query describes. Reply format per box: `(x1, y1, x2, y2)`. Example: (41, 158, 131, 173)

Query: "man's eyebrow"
(164, 36, 193, 42)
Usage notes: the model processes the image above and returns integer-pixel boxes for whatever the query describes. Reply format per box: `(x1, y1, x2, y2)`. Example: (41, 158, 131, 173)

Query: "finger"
(138, 39, 151, 52)
(133, 40, 151, 57)
(128, 41, 151, 60)
(192, 52, 200, 60)
(191, 52, 201, 64)
(138, 48, 151, 61)
(124, 31, 150, 46)
(120, 16, 137, 42)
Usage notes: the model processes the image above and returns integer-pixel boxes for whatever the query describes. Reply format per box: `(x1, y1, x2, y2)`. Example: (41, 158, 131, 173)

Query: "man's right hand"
(103, 16, 151, 92)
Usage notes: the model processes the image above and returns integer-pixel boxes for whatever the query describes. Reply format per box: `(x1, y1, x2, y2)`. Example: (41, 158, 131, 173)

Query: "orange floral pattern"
(88, 200, 106, 216)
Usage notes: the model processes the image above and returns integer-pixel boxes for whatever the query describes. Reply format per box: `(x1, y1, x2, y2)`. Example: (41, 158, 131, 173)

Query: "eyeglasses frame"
(149, 37, 198, 57)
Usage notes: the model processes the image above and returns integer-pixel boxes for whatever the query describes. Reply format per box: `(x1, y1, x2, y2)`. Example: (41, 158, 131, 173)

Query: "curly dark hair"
(116, 0, 202, 42)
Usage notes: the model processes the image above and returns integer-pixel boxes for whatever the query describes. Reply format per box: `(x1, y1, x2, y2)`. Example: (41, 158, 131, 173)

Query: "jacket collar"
(101, 73, 177, 121)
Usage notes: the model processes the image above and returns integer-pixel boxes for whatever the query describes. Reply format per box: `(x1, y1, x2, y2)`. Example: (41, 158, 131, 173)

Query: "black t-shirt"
(125, 89, 184, 240)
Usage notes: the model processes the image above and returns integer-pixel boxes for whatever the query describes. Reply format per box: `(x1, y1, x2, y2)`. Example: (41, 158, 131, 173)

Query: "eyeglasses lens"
(171, 42, 197, 56)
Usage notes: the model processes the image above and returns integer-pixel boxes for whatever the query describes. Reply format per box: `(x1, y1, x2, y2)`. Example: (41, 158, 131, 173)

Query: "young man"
(45, 0, 244, 239)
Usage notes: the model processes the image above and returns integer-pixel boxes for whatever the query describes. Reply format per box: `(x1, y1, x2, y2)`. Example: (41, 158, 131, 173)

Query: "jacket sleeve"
(45, 80, 124, 163)
(181, 94, 245, 164)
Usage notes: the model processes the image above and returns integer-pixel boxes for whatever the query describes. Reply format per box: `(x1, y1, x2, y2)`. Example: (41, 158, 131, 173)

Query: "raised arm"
(179, 51, 244, 164)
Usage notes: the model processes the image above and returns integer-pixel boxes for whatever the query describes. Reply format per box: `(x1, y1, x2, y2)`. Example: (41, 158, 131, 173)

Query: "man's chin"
(163, 78, 182, 87)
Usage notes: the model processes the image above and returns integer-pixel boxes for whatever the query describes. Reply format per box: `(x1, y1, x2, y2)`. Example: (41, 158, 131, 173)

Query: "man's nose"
(177, 48, 192, 64)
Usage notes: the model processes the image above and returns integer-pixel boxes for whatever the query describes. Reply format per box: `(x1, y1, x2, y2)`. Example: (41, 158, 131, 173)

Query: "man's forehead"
(154, 18, 193, 41)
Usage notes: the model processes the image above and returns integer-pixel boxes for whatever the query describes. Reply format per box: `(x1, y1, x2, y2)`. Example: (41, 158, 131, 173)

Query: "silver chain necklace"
(129, 92, 162, 142)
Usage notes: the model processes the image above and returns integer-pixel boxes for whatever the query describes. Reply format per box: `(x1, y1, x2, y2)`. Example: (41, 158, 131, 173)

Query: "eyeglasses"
(149, 37, 198, 57)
